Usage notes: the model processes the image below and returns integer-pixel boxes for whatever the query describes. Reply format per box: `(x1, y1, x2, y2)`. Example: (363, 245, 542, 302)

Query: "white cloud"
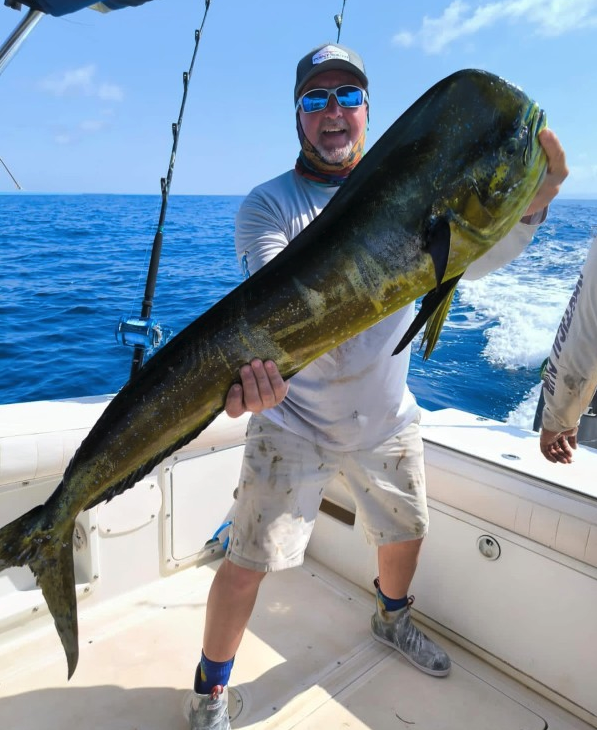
(393, 31, 415, 48)
(40, 66, 121, 145)
(79, 119, 109, 132)
(39, 64, 124, 101)
(393, 0, 597, 54)
(40, 64, 96, 96)
(50, 116, 111, 146)
(98, 83, 124, 102)
(54, 133, 72, 145)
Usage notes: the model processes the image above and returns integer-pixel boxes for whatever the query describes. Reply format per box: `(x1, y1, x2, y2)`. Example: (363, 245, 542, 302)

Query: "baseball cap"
(294, 43, 368, 103)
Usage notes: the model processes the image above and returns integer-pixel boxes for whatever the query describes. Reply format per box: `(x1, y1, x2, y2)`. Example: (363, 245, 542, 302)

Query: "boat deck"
(1, 556, 592, 730)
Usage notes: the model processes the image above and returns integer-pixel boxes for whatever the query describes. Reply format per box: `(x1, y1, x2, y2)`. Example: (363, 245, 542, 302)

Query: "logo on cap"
(312, 45, 350, 66)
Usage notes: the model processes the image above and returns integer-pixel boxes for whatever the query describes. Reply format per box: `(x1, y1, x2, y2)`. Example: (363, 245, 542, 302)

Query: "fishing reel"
(115, 315, 173, 353)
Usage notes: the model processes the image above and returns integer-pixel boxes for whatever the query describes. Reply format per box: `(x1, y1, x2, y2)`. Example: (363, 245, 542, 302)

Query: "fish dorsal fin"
(392, 274, 462, 358)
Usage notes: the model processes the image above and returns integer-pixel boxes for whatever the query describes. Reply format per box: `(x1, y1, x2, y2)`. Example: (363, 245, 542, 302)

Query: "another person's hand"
(539, 425, 578, 464)
(523, 129, 568, 217)
(225, 359, 289, 418)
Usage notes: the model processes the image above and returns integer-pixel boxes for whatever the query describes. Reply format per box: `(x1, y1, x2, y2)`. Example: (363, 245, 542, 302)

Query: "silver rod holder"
(0, 7, 45, 77)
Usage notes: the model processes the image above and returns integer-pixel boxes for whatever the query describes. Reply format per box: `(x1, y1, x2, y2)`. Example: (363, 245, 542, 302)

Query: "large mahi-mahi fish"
(0, 69, 547, 677)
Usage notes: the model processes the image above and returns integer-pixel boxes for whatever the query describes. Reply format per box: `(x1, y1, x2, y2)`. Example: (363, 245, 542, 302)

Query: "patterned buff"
(295, 117, 366, 186)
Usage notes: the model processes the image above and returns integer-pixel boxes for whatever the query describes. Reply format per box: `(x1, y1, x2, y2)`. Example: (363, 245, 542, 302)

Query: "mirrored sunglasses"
(295, 84, 368, 114)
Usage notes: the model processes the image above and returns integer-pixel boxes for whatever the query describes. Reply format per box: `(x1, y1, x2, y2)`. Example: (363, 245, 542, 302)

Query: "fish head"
(391, 70, 549, 358)
(435, 70, 548, 271)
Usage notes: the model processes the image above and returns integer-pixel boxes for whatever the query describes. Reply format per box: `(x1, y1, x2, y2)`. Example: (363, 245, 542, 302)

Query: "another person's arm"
(540, 237, 597, 463)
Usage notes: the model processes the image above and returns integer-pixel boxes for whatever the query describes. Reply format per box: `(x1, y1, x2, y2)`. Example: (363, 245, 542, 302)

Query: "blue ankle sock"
(194, 651, 235, 694)
(376, 582, 409, 612)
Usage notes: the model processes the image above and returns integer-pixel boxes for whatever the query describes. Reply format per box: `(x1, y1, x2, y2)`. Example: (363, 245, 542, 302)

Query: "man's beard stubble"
(315, 141, 354, 165)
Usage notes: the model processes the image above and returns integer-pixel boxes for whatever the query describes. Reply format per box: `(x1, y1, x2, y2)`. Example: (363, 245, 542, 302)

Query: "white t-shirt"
(235, 169, 538, 451)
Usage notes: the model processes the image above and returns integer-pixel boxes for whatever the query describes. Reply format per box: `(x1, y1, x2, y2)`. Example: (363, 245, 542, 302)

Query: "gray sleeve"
(462, 221, 538, 280)
(542, 236, 597, 432)
(234, 190, 289, 278)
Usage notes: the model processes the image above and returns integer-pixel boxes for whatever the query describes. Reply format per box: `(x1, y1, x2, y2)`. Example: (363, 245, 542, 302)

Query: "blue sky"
(1, 0, 596, 196)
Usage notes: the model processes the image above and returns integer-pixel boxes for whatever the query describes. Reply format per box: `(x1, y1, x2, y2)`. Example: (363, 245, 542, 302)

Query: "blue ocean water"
(1, 194, 596, 428)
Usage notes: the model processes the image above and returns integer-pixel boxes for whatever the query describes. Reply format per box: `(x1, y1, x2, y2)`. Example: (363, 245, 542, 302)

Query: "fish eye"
(503, 138, 520, 159)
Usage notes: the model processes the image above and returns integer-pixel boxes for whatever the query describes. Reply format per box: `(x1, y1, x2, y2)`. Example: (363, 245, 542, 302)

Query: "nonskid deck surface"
(0, 557, 592, 730)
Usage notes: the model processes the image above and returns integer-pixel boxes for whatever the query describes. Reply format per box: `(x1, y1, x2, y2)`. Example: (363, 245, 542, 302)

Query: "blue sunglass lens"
(301, 86, 364, 113)
(336, 86, 364, 107)
(301, 89, 329, 113)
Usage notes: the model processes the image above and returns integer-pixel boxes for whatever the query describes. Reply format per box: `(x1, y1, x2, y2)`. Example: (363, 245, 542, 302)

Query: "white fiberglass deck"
(1, 556, 592, 730)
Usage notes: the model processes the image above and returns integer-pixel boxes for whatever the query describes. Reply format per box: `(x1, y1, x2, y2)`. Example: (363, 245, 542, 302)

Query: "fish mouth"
(524, 105, 546, 165)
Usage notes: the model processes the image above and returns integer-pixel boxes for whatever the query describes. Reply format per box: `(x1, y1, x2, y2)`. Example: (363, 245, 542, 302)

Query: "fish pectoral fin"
(392, 274, 462, 359)
(424, 215, 451, 288)
(419, 275, 461, 359)
(31, 528, 79, 679)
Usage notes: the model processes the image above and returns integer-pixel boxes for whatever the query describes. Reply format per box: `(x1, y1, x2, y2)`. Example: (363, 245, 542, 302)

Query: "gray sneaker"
(371, 594, 451, 677)
(183, 685, 231, 730)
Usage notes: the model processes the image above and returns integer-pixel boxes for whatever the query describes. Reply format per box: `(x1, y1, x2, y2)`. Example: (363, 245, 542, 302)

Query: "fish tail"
(0, 501, 79, 678)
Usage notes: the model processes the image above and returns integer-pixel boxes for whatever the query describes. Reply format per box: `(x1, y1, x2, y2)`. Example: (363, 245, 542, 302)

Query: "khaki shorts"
(226, 414, 428, 572)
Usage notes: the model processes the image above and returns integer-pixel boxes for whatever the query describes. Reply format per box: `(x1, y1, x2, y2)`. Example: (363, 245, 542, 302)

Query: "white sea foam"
(457, 237, 590, 370)
(506, 382, 543, 430)
(458, 274, 569, 369)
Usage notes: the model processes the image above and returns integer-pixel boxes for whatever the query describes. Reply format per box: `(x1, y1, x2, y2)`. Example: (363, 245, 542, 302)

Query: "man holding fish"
(185, 43, 568, 729)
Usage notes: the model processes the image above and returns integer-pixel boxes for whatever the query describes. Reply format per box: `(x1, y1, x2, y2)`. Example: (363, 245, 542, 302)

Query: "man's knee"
(219, 558, 267, 591)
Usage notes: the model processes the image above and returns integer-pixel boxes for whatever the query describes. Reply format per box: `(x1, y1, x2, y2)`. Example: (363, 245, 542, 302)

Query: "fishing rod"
(0, 155, 22, 189)
(116, 0, 212, 379)
(334, 0, 347, 43)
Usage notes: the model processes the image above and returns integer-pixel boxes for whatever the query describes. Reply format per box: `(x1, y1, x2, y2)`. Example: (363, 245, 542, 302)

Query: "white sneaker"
(182, 685, 231, 730)
(371, 595, 451, 677)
